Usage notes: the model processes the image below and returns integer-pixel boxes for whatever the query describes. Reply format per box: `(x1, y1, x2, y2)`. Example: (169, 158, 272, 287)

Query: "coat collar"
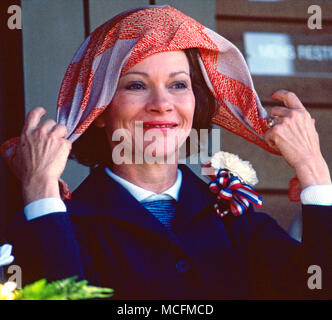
(173, 164, 216, 233)
(67, 164, 216, 242)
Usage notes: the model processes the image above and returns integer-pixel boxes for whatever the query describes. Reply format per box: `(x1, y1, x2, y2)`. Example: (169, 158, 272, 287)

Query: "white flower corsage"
(210, 151, 259, 186)
(203, 151, 262, 217)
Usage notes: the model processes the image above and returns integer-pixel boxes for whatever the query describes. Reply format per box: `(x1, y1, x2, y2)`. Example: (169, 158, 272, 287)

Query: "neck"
(109, 163, 179, 194)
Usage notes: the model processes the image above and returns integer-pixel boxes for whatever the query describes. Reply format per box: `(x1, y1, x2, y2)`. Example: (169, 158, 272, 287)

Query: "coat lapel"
(173, 165, 249, 298)
(172, 164, 216, 233)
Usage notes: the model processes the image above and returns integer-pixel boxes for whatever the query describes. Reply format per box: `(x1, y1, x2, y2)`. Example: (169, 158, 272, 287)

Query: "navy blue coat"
(7, 165, 332, 299)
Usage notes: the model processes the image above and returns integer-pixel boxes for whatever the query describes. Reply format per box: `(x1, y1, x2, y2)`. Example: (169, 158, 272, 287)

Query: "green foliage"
(15, 276, 114, 300)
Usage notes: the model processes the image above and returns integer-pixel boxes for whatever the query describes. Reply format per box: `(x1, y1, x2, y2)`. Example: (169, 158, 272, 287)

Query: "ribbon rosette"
(209, 169, 262, 217)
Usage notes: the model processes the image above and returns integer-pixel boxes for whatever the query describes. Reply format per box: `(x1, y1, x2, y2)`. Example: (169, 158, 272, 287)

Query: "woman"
(2, 5, 332, 299)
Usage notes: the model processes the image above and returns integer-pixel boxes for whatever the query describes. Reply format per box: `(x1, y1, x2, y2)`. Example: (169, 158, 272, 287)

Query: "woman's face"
(95, 50, 195, 164)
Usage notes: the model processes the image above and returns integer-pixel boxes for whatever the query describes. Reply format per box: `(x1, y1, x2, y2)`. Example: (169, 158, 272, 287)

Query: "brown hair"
(69, 48, 217, 168)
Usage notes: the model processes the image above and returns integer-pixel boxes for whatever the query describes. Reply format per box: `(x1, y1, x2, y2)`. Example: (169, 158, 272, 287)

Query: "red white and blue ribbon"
(209, 169, 262, 217)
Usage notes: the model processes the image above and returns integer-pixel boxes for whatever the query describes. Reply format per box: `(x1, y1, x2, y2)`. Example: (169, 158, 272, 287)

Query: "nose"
(145, 88, 173, 114)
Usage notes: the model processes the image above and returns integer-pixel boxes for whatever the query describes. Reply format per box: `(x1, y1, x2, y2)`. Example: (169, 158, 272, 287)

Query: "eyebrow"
(122, 71, 190, 78)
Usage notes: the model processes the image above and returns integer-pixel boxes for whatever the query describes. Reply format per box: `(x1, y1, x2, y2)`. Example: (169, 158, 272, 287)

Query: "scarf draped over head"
(0, 5, 278, 199)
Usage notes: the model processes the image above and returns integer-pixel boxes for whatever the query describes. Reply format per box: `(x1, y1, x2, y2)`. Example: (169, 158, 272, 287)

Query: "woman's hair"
(69, 48, 217, 168)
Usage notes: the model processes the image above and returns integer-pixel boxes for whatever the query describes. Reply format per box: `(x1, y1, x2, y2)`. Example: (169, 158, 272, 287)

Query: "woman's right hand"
(14, 107, 72, 205)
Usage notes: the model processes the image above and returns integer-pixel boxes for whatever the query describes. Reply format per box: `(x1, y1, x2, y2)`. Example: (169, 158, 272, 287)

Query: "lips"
(142, 121, 178, 130)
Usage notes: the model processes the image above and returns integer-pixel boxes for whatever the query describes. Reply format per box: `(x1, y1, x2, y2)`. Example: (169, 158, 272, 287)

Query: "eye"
(125, 81, 146, 90)
(170, 81, 188, 90)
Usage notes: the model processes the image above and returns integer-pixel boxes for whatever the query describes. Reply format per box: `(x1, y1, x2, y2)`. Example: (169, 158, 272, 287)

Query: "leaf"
(15, 276, 114, 300)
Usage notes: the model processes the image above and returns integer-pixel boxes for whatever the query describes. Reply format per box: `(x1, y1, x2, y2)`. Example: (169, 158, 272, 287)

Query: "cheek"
(106, 96, 139, 129)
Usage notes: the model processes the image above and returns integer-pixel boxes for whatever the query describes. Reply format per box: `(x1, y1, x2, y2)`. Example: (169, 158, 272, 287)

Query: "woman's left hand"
(264, 90, 331, 189)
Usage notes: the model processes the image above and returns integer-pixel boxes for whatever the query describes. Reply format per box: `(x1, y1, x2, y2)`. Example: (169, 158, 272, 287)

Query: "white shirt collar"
(105, 167, 182, 203)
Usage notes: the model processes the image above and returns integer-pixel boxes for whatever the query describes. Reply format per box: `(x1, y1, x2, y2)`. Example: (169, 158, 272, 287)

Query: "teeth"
(144, 125, 173, 128)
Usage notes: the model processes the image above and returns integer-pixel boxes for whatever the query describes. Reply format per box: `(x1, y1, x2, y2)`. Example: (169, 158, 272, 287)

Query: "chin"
(142, 143, 179, 164)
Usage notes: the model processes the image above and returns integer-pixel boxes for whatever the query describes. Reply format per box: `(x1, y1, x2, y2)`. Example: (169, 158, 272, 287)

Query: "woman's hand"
(15, 107, 72, 205)
(264, 90, 331, 189)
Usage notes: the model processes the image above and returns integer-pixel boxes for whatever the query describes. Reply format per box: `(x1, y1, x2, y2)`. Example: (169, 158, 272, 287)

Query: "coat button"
(176, 259, 190, 273)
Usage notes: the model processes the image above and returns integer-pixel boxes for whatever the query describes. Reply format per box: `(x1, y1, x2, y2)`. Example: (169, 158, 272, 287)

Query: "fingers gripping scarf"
(0, 5, 276, 199)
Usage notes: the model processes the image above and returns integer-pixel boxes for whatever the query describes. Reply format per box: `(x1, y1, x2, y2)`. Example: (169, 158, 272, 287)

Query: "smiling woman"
(93, 50, 196, 173)
(1, 5, 332, 299)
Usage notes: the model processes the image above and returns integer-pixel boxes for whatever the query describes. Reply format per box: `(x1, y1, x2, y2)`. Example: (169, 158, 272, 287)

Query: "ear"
(94, 113, 106, 128)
